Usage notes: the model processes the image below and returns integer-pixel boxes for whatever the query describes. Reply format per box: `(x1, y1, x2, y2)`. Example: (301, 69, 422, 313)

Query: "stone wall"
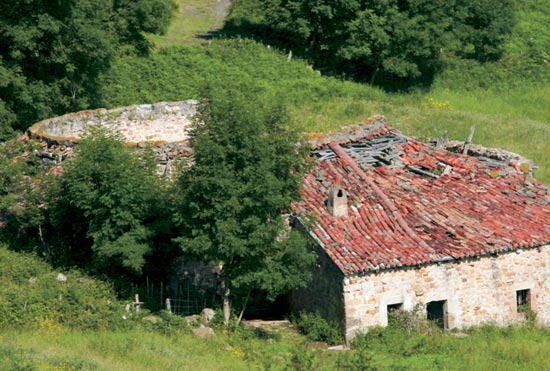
(342, 246, 550, 341)
(27, 100, 197, 145)
(26, 101, 198, 176)
(290, 242, 346, 332)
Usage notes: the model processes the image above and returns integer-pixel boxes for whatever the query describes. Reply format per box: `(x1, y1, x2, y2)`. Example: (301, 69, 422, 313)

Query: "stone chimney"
(327, 175, 348, 217)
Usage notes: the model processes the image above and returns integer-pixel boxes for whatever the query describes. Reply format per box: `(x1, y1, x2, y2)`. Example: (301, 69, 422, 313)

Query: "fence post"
(166, 298, 172, 314)
(134, 294, 143, 313)
(160, 281, 164, 308)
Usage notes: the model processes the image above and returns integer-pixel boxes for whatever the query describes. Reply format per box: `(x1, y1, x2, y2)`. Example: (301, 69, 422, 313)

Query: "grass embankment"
(0, 328, 254, 371)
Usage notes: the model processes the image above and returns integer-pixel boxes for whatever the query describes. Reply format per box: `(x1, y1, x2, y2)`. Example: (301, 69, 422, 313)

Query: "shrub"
(292, 311, 343, 345)
(353, 306, 445, 358)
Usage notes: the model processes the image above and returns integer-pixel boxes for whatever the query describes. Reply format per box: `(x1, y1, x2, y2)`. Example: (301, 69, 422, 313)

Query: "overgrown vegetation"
(224, 0, 515, 88)
(0, 245, 124, 330)
(292, 311, 343, 345)
(174, 81, 315, 324)
(2, 303, 550, 370)
(45, 128, 174, 280)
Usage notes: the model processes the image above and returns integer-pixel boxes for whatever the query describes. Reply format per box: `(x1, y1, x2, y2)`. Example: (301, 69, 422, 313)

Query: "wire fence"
(145, 276, 220, 316)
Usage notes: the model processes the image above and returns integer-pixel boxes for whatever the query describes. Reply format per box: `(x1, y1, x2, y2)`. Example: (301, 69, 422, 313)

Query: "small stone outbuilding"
(291, 118, 550, 342)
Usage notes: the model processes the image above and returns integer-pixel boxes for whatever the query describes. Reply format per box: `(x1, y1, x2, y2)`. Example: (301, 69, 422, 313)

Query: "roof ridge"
(328, 141, 433, 252)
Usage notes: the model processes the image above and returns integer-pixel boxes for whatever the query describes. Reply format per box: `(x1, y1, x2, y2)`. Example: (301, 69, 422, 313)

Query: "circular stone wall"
(27, 100, 197, 145)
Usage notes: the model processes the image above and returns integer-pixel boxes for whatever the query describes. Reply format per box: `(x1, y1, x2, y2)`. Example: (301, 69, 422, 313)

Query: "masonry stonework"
(27, 100, 197, 145)
(290, 244, 346, 331)
(343, 246, 550, 341)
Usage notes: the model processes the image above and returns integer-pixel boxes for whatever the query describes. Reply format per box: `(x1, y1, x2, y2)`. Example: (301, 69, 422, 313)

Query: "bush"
(0, 245, 126, 330)
(292, 311, 343, 345)
(353, 306, 445, 358)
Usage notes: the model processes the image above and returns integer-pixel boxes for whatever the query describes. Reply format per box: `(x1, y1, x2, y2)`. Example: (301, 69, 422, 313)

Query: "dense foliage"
(174, 82, 315, 323)
(0, 0, 175, 139)
(45, 129, 175, 281)
(292, 311, 343, 345)
(0, 139, 51, 252)
(224, 0, 515, 87)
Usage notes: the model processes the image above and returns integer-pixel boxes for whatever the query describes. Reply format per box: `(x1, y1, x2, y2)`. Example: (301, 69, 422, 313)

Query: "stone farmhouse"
(291, 117, 550, 342)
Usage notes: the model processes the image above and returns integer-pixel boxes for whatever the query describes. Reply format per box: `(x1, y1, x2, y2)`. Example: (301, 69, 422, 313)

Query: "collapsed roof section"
(294, 117, 550, 276)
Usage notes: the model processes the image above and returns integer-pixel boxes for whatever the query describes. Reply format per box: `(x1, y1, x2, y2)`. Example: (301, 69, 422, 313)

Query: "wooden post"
(237, 291, 251, 326)
(463, 126, 476, 155)
(435, 130, 449, 149)
(160, 281, 164, 308)
(134, 294, 143, 313)
(166, 298, 172, 314)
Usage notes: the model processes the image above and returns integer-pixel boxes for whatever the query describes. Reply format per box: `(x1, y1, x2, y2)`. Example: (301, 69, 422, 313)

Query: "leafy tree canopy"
(45, 128, 172, 280)
(174, 82, 315, 323)
(0, 0, 175, 138)
(225, 0, 515, 88)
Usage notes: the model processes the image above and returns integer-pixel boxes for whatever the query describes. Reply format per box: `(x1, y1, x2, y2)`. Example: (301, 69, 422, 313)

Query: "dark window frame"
(516, 289, 531, 311)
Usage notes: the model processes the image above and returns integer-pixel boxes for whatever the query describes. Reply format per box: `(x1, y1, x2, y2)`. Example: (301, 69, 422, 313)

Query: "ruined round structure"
(28, 100, 197, 145)
(27, 100, 198, 176)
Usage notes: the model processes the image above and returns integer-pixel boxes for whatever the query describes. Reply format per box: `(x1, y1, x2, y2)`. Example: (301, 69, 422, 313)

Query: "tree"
(226, 0, 515, 87)
(0, 0, 175, 137)
(46, 128, 171, 279)
(174, 83, 315, 324)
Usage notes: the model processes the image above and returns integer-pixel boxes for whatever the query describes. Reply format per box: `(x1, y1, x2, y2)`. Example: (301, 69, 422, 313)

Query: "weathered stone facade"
(341, 246, 550, 341)
(26, 101, 197, 176)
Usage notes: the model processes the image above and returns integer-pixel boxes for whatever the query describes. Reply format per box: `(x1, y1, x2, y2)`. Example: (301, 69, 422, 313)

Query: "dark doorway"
(427, 300, 447, 329)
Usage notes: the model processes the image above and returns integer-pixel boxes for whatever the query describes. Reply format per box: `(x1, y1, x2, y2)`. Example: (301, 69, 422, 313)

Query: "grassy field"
(3, 323, 550, 370)
(3, 248, 550, 371)
(147, 0, 229, 47)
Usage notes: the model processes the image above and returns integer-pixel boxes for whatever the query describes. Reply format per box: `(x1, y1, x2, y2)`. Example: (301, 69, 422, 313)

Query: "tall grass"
(3, 321, 550, 370)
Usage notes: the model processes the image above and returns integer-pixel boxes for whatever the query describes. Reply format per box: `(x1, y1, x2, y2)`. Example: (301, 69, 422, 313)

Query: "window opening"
(516, 289, 531, 311)
(387, 303, 403, 327)
(427, 300, 447, 330)
(387, 303, 403, 312)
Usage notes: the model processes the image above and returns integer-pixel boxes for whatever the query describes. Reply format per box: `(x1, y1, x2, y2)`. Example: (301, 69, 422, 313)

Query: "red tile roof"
(293, 120, 550, 276)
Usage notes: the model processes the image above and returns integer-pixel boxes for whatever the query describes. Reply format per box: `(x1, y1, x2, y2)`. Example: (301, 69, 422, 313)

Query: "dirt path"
(214, 0, 231, 22)
(152, 0, 233, 47)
